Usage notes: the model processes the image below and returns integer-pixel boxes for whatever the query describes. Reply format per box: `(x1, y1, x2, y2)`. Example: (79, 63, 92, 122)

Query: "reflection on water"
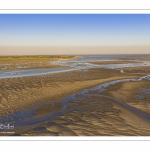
(69, 54, 150, 62)
(1, 55, 150, 79)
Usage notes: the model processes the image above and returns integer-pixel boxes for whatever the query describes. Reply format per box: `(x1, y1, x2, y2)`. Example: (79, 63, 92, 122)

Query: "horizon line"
(1, 54, 150, 56)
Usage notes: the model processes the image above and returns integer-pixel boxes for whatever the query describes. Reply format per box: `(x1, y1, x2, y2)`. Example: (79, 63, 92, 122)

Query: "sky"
(0, 14, 150, 55)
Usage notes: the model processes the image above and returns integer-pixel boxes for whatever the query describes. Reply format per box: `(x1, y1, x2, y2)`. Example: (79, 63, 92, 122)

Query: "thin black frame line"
(0, 9, 150, 10)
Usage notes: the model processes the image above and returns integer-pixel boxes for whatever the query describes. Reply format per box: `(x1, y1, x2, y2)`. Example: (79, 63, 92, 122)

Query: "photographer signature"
(0, 124, 14, 129)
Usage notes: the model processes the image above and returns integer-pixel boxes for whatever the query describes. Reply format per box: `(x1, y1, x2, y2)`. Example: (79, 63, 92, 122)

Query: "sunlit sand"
(0, 55, 150, 136)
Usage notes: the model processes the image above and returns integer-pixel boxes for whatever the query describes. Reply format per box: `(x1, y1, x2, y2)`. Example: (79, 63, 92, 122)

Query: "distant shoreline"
(0, 55, 78, 62)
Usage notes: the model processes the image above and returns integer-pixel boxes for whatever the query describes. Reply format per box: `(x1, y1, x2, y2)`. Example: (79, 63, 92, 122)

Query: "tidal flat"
(0, 55, 150, 136)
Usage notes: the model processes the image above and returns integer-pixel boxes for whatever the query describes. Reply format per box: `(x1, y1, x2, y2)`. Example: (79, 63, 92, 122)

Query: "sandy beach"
(0, 56, 150, 136)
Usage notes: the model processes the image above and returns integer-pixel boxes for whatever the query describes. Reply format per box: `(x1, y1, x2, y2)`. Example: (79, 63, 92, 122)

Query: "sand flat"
(0, 63, 150, 136)
(0, 68, 129, 117)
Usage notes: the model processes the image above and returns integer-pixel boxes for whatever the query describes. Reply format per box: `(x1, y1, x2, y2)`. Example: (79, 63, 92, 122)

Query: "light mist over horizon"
(0, 14, 150, 55)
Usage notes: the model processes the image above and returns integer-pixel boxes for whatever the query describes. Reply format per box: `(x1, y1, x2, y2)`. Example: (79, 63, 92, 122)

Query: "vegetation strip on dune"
(0, 55, 76, 61)
(0, 55, 77, 71)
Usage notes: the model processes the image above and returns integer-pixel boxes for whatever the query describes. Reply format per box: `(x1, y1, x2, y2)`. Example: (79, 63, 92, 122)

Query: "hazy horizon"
(0, 14, 150, 55)
(0, 46, 150, 56)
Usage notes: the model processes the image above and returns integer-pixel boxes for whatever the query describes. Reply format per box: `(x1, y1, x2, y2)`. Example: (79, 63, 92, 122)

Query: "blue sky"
(0, 14, 150, 46)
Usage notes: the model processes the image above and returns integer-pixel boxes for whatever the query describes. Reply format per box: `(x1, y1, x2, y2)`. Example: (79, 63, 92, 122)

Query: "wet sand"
(89, 60, 140, 65)
(101, 79, 150, 115)
(0, 68, 125, 118)
(13, 78, 150, 136)
(0, 60, 68, 71)
(121, 66, 150, 74)
(0, 60, 150, 136)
